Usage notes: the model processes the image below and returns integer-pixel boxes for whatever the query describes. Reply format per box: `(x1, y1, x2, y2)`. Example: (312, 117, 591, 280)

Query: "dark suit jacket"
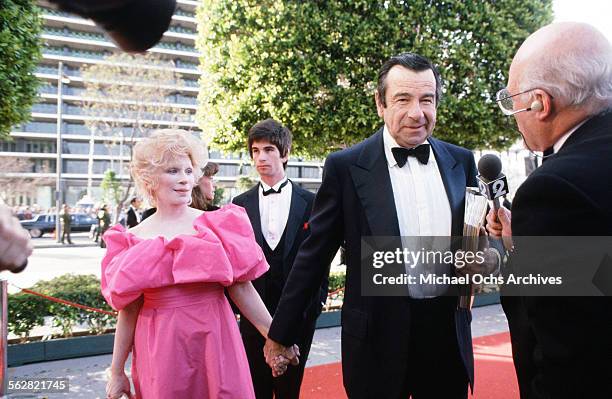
(268, 129, 477, 397)
(233, 182, 328, 337)
(506, 110, 612, 399)
(126, 207, 139, 228)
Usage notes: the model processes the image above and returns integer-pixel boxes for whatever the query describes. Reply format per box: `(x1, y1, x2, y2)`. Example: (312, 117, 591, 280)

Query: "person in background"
(98, 205, 111, 248)
(191, 162, 220, 211)
(126, 197, 142, 228)
(60, 204, 73, 245)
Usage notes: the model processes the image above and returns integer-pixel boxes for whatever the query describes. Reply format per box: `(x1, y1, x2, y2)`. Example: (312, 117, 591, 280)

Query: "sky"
(553, 0, 612, 42)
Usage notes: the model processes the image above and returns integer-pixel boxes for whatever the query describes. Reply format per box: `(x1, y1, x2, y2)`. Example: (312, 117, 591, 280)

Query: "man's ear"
(282, 147, 290, 163)
(375, 92, 385, 118)
(533, 90, 553, 120)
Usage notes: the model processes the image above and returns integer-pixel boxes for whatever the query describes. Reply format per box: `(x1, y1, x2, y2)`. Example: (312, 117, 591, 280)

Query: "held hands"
(485, 207, 513, 251)
(263, 338, 300, 377)
(105, 369, 132, 399)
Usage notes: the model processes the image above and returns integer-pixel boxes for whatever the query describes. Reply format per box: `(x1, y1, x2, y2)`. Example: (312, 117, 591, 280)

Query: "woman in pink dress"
(102, 129, 290, 399)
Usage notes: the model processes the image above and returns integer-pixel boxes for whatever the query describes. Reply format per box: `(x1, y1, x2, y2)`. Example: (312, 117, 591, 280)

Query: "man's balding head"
(506, 22, 612, 151)
(510, 22, 612, 114)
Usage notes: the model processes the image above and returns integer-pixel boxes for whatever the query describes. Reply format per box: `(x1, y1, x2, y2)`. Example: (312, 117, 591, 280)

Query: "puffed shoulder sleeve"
(100, 225, 142, 310)
(197, 204, 269, 283)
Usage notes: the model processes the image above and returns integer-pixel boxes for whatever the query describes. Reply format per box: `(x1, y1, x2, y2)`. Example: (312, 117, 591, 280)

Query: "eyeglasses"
(495, 88, 537, 115)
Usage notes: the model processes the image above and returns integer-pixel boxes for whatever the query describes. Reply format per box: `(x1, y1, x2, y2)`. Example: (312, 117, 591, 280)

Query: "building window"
(63, 141, 89, 155)
(64, 160, 88, 174)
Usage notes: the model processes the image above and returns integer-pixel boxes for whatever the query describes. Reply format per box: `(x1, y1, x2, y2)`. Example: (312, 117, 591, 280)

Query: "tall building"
(0, 0, 322, 208)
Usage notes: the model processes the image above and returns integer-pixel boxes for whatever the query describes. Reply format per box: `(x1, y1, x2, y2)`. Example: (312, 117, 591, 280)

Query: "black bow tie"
(392, 144, 430, 167)
(262, 179, 289, 196)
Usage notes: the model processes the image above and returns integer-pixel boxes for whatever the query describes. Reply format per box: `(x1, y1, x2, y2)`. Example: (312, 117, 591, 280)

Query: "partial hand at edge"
(0, 203, 33, 272)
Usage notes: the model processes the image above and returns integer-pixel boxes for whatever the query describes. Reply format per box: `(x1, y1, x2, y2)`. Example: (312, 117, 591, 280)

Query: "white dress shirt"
(383, 126, 452, 297)
(129, 205, 141, 223)
(259, 176, 292, 250)
(552, 118, 590, 154)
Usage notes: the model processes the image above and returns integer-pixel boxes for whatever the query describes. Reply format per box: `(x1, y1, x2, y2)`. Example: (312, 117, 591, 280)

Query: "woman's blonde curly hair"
(131, 129, 208, 205)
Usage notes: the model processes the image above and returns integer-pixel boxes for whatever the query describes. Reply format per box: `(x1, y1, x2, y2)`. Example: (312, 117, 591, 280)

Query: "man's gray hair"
(519, 46, 612, 114)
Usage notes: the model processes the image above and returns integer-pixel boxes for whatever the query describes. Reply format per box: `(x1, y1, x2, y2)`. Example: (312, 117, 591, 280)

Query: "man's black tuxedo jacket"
(505, 111, 612, 399)
(126, 207, 139, 228)
(268, 129, 478, 397)
(233, 182, 328, 336)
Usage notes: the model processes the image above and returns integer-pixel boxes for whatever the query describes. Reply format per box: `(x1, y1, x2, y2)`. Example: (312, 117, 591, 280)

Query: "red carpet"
(300, 332, 519, 399)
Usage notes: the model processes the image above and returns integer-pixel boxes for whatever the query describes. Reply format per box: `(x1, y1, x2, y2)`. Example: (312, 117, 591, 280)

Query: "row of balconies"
(42, 45, 200, 70)
(30, 103, 195, 121)
(42, 26, 197, 53)
(35, 65, 200, 87)
(41, 4, 196, 22)
(37, 83, 198, 106)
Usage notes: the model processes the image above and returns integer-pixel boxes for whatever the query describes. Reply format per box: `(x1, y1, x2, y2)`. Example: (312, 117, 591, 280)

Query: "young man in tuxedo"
(487, 22, 612, 399)
(232, 119, 328, 399)
(265, 53, 479, 398)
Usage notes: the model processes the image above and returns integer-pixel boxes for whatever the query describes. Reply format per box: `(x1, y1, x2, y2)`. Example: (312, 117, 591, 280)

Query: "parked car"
(20, 213, 98, 238)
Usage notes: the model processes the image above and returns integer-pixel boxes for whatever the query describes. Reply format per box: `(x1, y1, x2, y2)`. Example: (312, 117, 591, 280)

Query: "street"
(0, 233, 104, 293)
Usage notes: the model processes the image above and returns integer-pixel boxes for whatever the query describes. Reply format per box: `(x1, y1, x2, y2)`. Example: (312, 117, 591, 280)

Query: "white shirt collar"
(552, 118, 590, 154)
(382, 125, 431, 167)
(260, 175, 288, 192)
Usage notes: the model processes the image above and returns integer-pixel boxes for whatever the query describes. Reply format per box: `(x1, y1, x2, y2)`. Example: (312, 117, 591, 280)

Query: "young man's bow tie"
(261, 179, 289, 196)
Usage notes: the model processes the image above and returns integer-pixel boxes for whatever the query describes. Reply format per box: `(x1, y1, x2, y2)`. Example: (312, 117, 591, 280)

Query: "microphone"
(47, 0, 177, 52)
(477, 154, 509, 211)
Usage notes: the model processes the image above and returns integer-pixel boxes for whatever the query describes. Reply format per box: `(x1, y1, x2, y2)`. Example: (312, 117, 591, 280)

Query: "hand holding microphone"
(478, 154, 513, 250)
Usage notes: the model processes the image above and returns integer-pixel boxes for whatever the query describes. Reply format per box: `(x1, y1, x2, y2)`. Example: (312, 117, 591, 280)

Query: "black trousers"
(242, 320, 316, 399)
(501, 295, 541, 399)
(400, 296, 469, 399)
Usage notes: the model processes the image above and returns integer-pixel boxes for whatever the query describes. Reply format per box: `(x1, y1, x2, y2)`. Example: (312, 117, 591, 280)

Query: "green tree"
(235, 174, 256, 194)
(213, 186, 225, 206)
(101, 170, 121, 218)
(197, 1, 552, 157)
(0, 0, 42, 139)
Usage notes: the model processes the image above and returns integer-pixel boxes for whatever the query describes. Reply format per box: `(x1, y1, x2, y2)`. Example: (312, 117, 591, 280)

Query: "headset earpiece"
(530, 100, 543, 112)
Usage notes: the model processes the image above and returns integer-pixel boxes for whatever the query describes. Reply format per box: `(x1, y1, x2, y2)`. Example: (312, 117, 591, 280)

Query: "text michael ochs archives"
(369, 248, 562, 287)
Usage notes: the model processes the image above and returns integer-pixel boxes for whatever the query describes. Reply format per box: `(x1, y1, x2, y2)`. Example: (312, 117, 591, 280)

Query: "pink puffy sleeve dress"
(101, 204, 269, 399)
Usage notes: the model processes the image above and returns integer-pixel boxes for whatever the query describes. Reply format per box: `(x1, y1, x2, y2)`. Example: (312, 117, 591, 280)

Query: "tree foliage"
(0, 0, 42, 139)
(197, 0, 552, 157)
(100, 170, 121, 208)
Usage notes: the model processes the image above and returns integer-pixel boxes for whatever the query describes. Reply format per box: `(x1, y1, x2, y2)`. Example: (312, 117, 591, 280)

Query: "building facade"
(0, 0, 323, 208)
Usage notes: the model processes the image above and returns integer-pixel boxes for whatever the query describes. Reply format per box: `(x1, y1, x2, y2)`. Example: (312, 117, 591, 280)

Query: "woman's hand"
(106, 370, 131, 399)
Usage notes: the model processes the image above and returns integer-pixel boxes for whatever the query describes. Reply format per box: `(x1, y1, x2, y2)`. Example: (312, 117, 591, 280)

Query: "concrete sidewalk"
(32, 233, 99, 250)
(5, 304, 509, 398)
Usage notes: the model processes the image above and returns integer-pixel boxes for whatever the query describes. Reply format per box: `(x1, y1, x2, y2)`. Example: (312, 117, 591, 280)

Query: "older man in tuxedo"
(487, 22, 612, 399)
(265, 53, 478, 398)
